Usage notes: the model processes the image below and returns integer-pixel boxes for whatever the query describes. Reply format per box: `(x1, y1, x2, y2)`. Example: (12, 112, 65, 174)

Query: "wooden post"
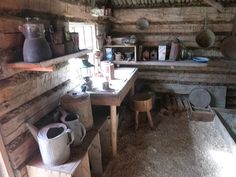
(110, 106, 117, 156)
(0, 132, 14, 177)
(88, 134, 103, 177)
(99, 119, 112, 168)
(74, 153, 91, 177)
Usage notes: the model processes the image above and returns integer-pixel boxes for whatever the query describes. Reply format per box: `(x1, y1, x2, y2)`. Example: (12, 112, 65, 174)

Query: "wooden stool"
(131, 93, 154, 130)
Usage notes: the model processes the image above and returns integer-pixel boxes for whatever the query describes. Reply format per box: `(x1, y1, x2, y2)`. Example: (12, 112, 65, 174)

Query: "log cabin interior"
(0, 0, 236, 177)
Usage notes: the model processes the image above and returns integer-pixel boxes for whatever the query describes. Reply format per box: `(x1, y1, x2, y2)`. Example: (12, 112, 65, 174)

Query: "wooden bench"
(26, 117, 110, 177)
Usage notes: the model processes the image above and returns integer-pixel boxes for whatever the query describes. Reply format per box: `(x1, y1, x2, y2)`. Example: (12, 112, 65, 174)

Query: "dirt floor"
(103, 110, 236, 177)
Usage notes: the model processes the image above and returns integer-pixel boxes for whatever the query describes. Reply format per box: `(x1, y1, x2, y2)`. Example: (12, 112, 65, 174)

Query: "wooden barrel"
(60, 91, 93, 130)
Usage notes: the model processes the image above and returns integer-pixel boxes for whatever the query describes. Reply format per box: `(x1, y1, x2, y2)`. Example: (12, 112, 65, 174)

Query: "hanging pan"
(220, 14, 236, 59)
(196, 16, 215, 48)
(136, 18, 149, 31)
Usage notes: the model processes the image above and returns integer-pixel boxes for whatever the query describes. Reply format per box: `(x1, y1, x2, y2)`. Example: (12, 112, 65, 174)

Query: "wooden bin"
(189, 105, 215, 122)
(27, 152, 91, 177)
(61, 91, 93, 130)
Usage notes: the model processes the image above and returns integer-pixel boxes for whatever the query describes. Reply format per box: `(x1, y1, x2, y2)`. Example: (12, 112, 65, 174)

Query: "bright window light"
(69, 22, 97, 50)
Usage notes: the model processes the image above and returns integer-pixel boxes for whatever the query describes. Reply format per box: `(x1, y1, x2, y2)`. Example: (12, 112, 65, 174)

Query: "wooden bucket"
(61, 91, 93, 130)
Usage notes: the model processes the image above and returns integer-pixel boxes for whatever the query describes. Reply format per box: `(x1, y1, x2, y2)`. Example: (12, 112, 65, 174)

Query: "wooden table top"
(87, 67, 138, 106)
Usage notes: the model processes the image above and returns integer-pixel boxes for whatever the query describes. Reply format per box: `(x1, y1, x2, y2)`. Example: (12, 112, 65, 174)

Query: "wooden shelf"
(104, 45, 137, 61)
(7, 49, 92, 72)
(113, 60, 208, 67)
(112, 60, 236, 73)
(104, 45, 136, 48)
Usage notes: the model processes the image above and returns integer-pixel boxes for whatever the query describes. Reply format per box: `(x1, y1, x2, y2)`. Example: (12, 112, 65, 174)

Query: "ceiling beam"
(203, 0, 225, 12)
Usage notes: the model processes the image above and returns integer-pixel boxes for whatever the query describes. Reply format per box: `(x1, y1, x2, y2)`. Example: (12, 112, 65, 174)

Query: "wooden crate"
(27, 152, 91, 177)
(189, 105, 215, 122)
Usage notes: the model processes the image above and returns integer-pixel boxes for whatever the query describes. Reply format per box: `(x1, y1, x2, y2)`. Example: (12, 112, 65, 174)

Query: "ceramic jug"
(19, 17, 52, 63)
(115, 52, 124, 61)
(26, 122, 74, 166)
(60, 108, 86, 146)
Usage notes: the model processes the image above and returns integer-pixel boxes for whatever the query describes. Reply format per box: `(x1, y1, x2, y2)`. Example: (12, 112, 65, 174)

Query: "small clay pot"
(51, 31, 64, 44)
(65, 41, 74, 54)
(51, 44, 65, 57)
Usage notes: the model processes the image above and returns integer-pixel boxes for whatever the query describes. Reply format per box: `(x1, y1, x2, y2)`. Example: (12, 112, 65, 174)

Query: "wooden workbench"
(88, 67, 138, 156)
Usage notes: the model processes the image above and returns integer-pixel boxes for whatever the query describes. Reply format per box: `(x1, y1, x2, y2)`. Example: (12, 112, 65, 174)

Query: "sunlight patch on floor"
(209, 150, 236, 177)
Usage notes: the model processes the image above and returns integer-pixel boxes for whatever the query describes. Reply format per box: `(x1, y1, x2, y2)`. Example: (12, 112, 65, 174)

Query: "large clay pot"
(19, 17, 52, 63)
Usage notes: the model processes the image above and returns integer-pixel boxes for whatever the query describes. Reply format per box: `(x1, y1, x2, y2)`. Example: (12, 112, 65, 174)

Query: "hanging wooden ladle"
(220, 14, 236, 59)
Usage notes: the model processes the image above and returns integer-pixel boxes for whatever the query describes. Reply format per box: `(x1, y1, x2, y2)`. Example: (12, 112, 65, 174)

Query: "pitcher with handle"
(19, 17, 52, 63)
(115, 52, 124, 61)
(27, 122, 74, 166)
(60, 108, 86, 146)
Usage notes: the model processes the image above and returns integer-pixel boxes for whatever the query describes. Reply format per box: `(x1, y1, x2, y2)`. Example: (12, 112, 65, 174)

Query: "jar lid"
(61, 90, 89, 103)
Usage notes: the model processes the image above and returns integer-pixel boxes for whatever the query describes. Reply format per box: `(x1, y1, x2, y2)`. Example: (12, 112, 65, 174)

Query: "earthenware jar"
(115, 52, 124, 61)
(19, 17, 52, 63)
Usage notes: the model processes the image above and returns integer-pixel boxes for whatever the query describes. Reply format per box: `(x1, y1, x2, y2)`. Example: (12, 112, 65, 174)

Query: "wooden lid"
(61, 91, 89, 103)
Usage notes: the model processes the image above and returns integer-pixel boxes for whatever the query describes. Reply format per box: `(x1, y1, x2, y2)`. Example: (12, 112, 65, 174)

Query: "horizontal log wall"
(112, 7, 236, 59)
(111, 6, 236, 108)
(0, 1, 103, 177)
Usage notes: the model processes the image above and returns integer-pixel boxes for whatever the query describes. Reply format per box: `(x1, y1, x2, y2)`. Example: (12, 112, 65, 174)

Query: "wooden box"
(27, 152, 91, 177)
(189, 105, 215, 122)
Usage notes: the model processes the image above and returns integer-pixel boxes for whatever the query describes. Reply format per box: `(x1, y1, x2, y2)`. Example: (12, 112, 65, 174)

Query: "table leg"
(130, 85, 135, 97)
(110, 105, 117, 156)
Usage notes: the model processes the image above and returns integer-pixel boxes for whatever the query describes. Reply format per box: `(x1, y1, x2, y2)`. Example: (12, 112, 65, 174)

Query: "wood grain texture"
(61, 92, 94, 130)
(88, 134, 103, 177)
(0, 80, 76, 145)
(27, 152, 91, 177)
(203, 0, 225, 12)
(0, 0, 95, 21)
(112, 60, 236, 73)
(99, 119, 112, 166)
(14, 166, 27, 177)
(0, 64, 74, 117)
(111, 7, 235, 60)
(0, 33, 24, 50)
(113, 7, 235, 23)
(0, 132, 14, 177)
(0, 17, 23, 33)
(112, 23, 233, 34)
(110, 106, 117, 156)
(138, 71, 236, 84)
(137, 34, 225, 48)
(7, 134, 37, 169)
(73, 152, 91, 177)
(7, 49, 92, 70)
